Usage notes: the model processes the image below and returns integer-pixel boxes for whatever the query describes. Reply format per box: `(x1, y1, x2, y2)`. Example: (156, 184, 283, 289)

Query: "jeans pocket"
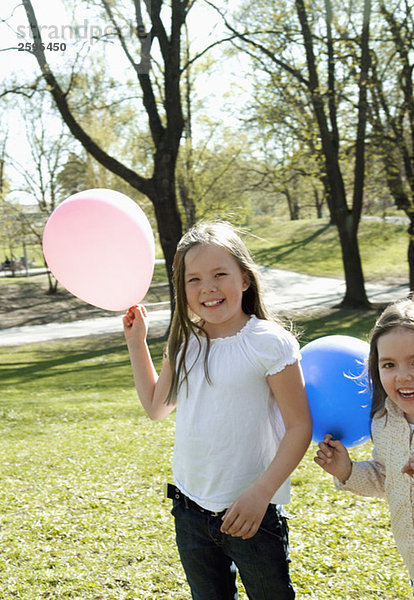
(258, 504, 287, 541)
(171, 497, 181, 517)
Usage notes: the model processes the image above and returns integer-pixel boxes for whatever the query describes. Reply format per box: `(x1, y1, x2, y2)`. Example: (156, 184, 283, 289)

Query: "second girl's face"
(184, 243, 250, 338)
(377, 326, 414, 424)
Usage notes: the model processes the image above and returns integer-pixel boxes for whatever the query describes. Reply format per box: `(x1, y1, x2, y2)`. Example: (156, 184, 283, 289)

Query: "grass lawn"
(245, 217, 408, 280)
(0, 321, 411, 599)
(1, 216, 410, 597)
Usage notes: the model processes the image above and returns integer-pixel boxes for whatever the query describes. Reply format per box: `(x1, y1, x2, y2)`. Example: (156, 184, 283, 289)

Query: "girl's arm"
(123, 305, 175, 421)
(220, 360, 312, 540)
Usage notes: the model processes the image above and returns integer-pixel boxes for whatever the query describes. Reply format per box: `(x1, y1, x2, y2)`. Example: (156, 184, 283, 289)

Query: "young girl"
(123, 221, 312, 600)
(315, 298, 414, 594)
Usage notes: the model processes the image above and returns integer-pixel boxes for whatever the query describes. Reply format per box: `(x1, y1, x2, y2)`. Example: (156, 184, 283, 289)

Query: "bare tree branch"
(21, 0, 152, 196)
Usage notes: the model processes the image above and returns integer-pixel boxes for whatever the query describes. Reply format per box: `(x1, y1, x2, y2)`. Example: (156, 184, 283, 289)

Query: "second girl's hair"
(368, 297, 414, 419)
(166, 221, 271, 404)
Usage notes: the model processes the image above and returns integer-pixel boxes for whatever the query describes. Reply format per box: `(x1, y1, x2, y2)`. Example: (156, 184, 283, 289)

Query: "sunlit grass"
(245, 217, 407, 281)
(294, 306, 380, 345)
(0, 328, 411, 598)
(0, 214, 409, 598)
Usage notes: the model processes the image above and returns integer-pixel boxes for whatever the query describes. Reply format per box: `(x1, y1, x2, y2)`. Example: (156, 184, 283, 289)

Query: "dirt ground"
(0, 269, 172, 337)
(0, 277, 119, 329)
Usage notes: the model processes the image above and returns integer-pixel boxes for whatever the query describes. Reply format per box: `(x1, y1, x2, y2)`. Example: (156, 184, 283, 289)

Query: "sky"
(1, 1, 76, 80)
(0, 0, 252, 204)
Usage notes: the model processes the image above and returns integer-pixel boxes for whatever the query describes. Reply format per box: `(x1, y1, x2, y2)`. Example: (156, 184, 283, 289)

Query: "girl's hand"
(401, 453, 414, 477)
(314, 434, 353, 483)
(123, 304, 149, 343)
(220, 484, 270, 540)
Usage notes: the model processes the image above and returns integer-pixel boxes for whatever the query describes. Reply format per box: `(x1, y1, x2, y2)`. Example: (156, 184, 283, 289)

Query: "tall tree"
(368, 0, 414, 289)
(218, 0, 372, 307)
(296, 0, 371, 307)
(18, 0, 192, 306)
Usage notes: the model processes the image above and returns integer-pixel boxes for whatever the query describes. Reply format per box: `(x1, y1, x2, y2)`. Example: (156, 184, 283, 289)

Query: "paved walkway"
(0, 268, 409, 346)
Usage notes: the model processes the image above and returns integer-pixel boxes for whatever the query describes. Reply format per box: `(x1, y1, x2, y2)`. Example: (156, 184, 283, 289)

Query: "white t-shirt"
(172, 315, 301, 512)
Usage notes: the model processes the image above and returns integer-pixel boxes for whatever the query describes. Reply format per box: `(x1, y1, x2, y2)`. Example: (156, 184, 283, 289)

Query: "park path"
(0, 267, 409, 346)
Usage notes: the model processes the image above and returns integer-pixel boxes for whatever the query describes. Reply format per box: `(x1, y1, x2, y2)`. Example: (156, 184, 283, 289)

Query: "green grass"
(0, 323, 411, 598)
(295, 306, 381, 345)
(0, 335, 184, 599)
(0, 216, 410, 597)
(245, 217, 408, 280)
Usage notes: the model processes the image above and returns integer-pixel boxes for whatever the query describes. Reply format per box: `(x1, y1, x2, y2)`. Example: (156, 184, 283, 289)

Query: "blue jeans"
(172, 500, 295, 600)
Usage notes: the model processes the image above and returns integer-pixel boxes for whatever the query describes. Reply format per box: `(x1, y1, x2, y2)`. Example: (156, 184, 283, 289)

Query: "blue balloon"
(301, 335, 372, 448)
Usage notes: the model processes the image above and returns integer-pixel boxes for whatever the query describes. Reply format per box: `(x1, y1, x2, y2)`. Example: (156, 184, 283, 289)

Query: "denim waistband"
(165, 483, 227, 518)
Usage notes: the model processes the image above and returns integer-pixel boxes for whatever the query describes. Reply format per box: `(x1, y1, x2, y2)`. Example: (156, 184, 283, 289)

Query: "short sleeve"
(247, 320, 301, 376)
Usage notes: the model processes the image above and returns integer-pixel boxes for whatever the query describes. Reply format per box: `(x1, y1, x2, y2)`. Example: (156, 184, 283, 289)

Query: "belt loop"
(176, 487, 189, 509)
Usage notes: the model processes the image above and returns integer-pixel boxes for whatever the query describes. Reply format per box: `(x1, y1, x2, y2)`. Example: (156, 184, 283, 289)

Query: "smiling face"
(377, 326, 414, 424)
(184, 243, 250, 338)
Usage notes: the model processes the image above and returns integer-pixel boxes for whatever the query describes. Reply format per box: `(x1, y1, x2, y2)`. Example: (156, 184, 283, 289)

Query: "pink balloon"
(42, 189, 155, 311)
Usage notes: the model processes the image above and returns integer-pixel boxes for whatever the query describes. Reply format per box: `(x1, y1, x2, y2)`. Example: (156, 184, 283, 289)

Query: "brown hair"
(165, 221, 272, 404)
(368, 297, 414, 419)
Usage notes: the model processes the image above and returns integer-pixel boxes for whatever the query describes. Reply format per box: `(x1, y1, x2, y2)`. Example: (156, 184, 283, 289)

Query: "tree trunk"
(408, 215, 414, 291)
(295, 0, 370, 308)
(335, 213, 369, 307)
(150, 168, 183, 310)
(284, 189, 299, 220)
(177, 173, 196, 231)
(313, 186, 323, 219)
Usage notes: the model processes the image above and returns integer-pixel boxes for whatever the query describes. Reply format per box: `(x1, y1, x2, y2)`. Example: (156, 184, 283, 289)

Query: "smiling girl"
(123, 221, 312, 599)
(315, 298, 414, 594)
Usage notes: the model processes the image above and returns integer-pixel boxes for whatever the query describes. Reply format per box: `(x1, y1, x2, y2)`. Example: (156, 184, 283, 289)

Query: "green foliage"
(0, 200, 28, 260)
(0, 326, 411, 598)
(231, 0, 414, 225)
(177, 131, 253, 226)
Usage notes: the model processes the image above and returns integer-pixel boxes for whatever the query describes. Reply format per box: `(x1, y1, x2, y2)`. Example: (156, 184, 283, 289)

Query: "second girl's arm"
(123, 305, 175, 421)
(221, 360, 312, 539)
